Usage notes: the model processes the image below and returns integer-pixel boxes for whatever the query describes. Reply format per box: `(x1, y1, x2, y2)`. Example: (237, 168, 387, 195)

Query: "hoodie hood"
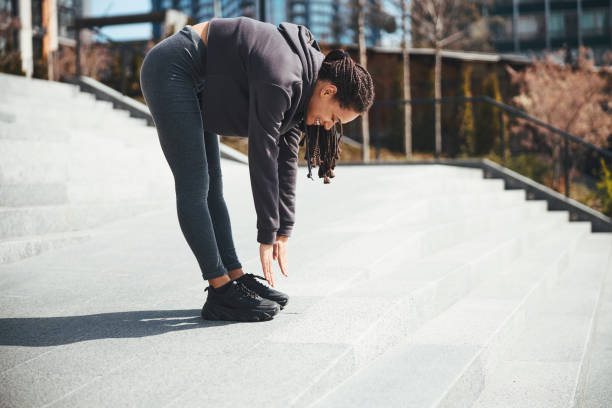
(277, 22, 325, 131)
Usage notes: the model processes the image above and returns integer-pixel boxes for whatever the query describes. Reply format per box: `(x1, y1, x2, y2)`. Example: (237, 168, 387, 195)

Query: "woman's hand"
(259, 235, 289, 287)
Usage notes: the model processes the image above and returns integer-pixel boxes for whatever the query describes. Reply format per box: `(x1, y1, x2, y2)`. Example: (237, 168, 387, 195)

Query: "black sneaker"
(234, 273, 290, 310)
(201, 280, 280, 322)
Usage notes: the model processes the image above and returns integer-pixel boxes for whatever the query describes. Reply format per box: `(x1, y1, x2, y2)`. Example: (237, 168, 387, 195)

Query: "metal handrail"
(373, 96, 612, 160)
(371, 96, 612, 198)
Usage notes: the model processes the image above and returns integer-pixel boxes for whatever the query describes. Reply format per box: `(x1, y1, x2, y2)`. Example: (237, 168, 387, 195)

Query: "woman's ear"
(323, 84, 337, 96)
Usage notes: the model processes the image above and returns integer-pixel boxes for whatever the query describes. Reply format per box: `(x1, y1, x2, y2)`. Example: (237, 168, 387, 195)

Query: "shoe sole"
(201, 303, 279, 322)
(277, 298, 289, 310)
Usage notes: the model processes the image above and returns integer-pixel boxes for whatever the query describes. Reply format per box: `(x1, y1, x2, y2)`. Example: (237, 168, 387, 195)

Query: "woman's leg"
(140, 43, 228, 283)
(202, 131, 244, 279)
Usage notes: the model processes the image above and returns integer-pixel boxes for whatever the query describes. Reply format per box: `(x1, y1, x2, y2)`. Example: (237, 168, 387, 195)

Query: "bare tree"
(409, 0, 494, 157)
(342, 0, 397, 45)
(357, 0, 370, 161)
(53, 41, 111, 81)
(333, 0, 396, 161)
(394, 0, 412, 158)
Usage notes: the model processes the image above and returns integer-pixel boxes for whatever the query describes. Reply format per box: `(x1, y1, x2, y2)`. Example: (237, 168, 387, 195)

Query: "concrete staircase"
(0, 73, 175, 264)
(1, 162, 610, 406)
(252, 166, 612, 408)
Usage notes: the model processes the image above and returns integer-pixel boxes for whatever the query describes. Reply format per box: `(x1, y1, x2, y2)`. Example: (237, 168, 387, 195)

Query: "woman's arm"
(277, 124, 302, 239)
(247, 80, 291, 245)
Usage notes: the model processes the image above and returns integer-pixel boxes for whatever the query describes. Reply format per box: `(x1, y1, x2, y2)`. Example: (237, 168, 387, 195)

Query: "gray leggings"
(140, 26, 242, 281)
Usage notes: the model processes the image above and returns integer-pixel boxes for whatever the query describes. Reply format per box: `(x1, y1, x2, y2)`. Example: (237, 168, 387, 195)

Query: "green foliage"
(506, 153, 550, 184)
(103, 44, 146, 98)
(387, 61, 406, 153)
(413, 66, 435, 152)
(33, 56, 48, 80)
(475, 72, 501, 156)
(107, 49, 123, 91)
(486, 151, 551, 185)
(0, 29, 25, 76)
(592, 158, 612, 217)
(0, 50, 24, 75)
(457, 65, 475, 157)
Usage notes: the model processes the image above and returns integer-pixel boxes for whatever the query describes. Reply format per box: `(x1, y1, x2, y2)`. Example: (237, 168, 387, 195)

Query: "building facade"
(0, 0, 84, 77)
(151, 0, 382, 46)
(489, 0, 612, 63)
(151, 0, 259, 38)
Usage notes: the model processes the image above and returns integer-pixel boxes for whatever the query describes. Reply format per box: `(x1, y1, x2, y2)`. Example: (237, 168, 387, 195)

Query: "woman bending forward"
(140, 16, 374, 322)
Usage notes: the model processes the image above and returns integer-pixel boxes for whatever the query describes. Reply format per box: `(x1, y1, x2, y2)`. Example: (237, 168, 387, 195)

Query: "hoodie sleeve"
(277, 124, 302, 238)
(247, 80, 292, 245)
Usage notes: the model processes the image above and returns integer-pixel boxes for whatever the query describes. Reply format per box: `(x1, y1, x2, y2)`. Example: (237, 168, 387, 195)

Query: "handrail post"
(563, 135, 570, 197)
(499, 109, 505, 165)
(74, 23, 81, 77)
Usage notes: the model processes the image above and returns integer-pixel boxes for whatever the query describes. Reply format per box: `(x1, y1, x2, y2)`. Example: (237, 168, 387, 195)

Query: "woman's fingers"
(265, 254, 273, 287)
(278, 244, 288, 277)
(268, 254, 274, 287)
(260, 244, 274, 287)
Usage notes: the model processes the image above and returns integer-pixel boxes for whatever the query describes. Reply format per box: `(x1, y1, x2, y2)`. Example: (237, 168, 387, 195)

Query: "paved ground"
(5, 161, 608, 408)
(1, 161, 454, 407)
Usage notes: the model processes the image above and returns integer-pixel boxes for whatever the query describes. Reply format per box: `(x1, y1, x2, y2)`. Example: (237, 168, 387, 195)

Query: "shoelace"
(204, 276, 265, 299)
(234, 280, 261, 300)
(241, 273, 271, 292)
(204, 281, 259, 299)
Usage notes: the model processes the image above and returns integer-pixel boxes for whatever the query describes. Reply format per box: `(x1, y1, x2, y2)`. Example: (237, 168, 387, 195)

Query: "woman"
(140, 16, 374, 322)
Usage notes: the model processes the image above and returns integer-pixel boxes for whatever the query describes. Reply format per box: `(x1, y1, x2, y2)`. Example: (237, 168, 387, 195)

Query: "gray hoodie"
(199, 16, 325, 245)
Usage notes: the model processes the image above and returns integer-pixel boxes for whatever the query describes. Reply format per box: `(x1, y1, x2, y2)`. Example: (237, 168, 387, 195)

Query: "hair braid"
(298, 49, 373, 183)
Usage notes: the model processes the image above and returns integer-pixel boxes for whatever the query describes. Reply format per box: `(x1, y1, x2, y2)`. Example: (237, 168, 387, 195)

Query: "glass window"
(311, 14, 329, 26)
(0, 0, 12, 13)
(518, 15, 538, 39)
(291, 4, 306, 14)
(581, 9, 607, 36)
(311, 2, 331, 14)
(549, 11, 565, 38)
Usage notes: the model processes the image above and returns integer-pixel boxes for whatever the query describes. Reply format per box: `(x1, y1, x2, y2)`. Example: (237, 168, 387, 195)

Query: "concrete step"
(147, 177, 573, 405)
(0, 73, 82, 99)
(273, 220, 587, 408)
(0, 183, 69, 206)
(0, 90, 100, 106)
(0, 106, 146, 129)
(0, 121, 155, 142)
(0, 88, 144, 123)
(471, 233, 612, 408)
(575, 234, 612, 408)
(0, 230, 93, 264)
(244, 197, 560, 301)
(0, 132, 171, 187)
(0, 123, 71, 142)
(0, 179, 529, 242)
(0, 202, 170, 240)
(0, 98, 129, 116)
(0, 161, 599, 407)
(0, 92, 102, 109)
(0, 135, 502, 201)
(165, 221, 589, 407)
(8, 192, 576, 407)
(307, 223, 592, 408)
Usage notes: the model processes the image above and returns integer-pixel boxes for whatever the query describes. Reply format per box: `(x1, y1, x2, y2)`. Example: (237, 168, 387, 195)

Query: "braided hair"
(299, 49, 375, 183)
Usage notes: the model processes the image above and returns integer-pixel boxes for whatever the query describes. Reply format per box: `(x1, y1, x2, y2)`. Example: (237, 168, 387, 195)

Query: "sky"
(88, 0, 152, 41)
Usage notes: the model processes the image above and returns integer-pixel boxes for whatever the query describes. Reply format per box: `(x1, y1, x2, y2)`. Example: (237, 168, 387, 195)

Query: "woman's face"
(305, 80, 360, 130)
